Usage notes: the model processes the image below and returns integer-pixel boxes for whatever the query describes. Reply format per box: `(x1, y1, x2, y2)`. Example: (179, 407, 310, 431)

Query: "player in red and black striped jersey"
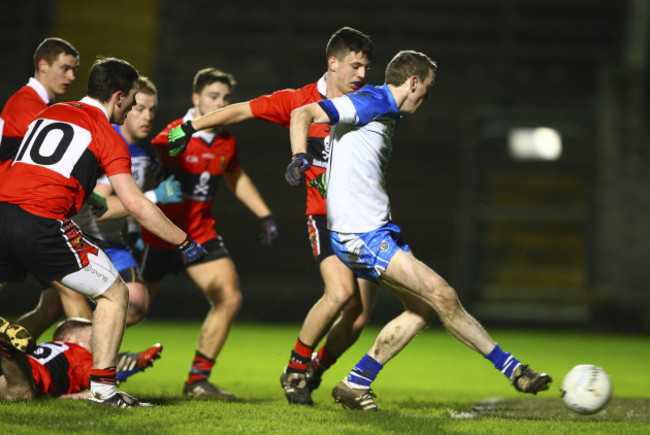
(0, 37, 79, 179)
(0, 58, 206, 407)
(0, 38, 93, 337)
(0, 317, 162, 399)
(140, 67, 278, 399)
(166, 27, 376, 405)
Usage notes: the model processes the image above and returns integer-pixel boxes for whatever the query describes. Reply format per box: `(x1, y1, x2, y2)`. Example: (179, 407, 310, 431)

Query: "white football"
(561, 364, 612, 415)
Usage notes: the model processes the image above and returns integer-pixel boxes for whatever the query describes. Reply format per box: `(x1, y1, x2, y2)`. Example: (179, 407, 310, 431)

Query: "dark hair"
(53, 318, 92, 341)
(385, 50, 437, 86)
(137, 76, 157, 96)
(326, 27, 373, 61)
(193, 68, 236, 94)
(87, 57, 139, 103)
(33, 37, 79, 70)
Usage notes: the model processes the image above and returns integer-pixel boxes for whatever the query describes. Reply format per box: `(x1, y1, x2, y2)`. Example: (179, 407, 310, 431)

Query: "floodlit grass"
(1, 322, 648, 434)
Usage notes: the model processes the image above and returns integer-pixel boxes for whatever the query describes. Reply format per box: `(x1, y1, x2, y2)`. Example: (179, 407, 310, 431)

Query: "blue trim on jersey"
(346, 84, 401, 125)
(318, 100, 339, 123)
(111, 124, 147, 157)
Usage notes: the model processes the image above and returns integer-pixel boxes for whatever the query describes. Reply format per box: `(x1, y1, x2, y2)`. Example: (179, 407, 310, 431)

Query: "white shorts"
(59, 247, 119, 298)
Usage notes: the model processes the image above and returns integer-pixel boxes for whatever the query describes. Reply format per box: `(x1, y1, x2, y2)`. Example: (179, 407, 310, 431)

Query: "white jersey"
(73, 126, 158, 244)
(321, 84, 401, 233)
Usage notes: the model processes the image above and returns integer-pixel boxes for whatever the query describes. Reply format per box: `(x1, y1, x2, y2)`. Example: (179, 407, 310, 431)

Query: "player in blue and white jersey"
(74, 77, 183, 326)
(286, 50, 552, 411)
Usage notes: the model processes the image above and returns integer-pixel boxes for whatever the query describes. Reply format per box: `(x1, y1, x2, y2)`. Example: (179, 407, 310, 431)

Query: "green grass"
(1, 322, 648, 434)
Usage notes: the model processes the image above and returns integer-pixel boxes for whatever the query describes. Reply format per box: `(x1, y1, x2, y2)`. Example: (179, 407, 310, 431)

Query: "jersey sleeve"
(320, 86, 395, 126)
(1, 90, 48, 138)
(98, 124, 132, 177)
(249, 89, 296, 128)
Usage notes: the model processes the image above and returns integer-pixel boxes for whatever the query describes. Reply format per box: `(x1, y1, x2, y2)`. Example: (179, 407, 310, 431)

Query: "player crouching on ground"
(0, 317, 162, 401)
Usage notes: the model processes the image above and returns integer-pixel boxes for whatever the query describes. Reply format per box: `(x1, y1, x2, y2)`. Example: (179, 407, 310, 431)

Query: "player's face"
(122, 92, 157, 142)
(401, 70, 435, 114)
(194, 82, 232, 118)
(41, 53, 79, 98)
(330, 50, 370, 97)
(112, 85, 138, 125)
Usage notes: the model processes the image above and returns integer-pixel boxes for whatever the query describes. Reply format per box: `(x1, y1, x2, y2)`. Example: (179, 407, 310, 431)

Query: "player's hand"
(285, 153, 310, 186)
(168, 121, 195, 157)
(153, 175, 183, 204)
(87, 191, 108, 218)
(177, 236, 207, 265)
(259, 214, 279, 245)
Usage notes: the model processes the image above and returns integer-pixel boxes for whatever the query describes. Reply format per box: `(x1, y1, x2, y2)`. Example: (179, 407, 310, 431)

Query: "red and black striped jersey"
(249, 75, 330, 216)
(0, 97, 132, 219)
(28, 341, 93, 397)
(0, 81, 49, 179)
(142, 114, 240, 248)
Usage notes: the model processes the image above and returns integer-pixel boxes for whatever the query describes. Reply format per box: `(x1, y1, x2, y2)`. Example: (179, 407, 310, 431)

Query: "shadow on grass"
(446, 397, 650, 423)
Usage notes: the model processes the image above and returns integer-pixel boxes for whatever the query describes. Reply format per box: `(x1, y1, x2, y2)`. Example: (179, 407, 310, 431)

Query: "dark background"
(1, 0, 648, 331)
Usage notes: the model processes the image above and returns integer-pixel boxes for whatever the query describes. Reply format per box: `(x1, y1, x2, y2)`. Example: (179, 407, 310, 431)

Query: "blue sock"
(485, 343, 520, 379)
(347, 354, 383, 388)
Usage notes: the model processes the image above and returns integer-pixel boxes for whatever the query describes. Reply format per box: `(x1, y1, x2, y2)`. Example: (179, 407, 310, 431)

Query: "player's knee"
(207, 285, 242, 312)
(126, 304, 147, 326)
(323, 285, 355, 310)
(96, 278, 129, 309)
(430, 283, 460, 318)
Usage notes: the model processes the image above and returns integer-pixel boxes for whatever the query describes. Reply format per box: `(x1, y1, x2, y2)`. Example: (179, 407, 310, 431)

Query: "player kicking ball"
(286, 50, 551, 411)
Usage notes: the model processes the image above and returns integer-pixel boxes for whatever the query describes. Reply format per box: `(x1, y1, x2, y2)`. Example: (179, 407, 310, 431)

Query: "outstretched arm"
(108, 173, 186, 245)
(193, 101, 254, 131)
(224, 169, 272, 218)
(169, 103, 254, 157)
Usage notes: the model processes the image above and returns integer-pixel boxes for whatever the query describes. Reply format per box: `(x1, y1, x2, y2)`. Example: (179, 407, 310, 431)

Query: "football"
(561, 365, 612, 415)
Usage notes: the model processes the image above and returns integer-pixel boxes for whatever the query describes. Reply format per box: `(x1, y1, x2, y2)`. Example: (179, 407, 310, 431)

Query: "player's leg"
(183, 238, 240, 399)
(125, 281, 148, 326)
(0, 327, 37, 400)
(307, 275, 378, 392)
(282, 216, 378, 405)
(331, 289, 435, 411)
(106, 247, 149, 326)
(57, 246, 151, 407)
(15, 286, 64, 339)
(58, 283, 93, 320)
(380, 249, 551, 394)
(15, 283, 92, 340)
(381, 249, 494, 354)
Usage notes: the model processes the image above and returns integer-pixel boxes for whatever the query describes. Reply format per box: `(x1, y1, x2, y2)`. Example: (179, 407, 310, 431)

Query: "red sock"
(312, 345, 337, 373)
(287, 338, 313, 373)
(0, 343, 14, 358)
(187, 350, 215, 385)
(89, 367, 117, 385)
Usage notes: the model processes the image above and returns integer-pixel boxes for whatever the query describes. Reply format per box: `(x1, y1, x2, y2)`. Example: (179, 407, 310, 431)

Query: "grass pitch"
(0, 322, 648, 434)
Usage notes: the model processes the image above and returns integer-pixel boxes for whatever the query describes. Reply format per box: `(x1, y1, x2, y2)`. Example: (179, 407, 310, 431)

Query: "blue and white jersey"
(73, 126, 158, 244)
(319, 84, 401, 233)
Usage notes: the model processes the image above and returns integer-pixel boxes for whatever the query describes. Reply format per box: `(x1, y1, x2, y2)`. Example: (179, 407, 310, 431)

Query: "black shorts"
(119, 266, 144, 285)
(307, 215, 335, 264)
(140, 236, 229, 283)
(0, 203, 102, 287)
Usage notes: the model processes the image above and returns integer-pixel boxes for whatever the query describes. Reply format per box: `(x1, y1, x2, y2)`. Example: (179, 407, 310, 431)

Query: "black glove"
(285, 153, 311, 186)
(177, 236, 207, 265)
(168, 121, 195, 157)
(87, 191, 108, 218)
(259, 214, 279, 245)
